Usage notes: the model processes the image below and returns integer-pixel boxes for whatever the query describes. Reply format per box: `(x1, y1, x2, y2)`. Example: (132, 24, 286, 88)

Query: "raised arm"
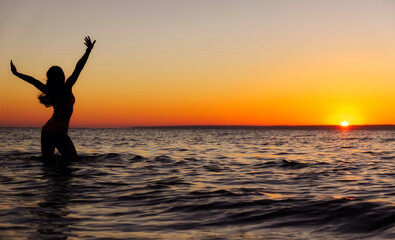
(10, 60, 46, 93)
(65, 36, 96, 88)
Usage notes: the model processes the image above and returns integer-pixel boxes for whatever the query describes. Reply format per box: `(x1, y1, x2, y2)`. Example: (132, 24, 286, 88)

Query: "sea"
(0, 126, 394, 240)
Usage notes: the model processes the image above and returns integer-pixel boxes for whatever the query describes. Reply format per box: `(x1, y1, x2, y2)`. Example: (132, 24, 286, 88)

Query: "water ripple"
(0, 128, 394, 239)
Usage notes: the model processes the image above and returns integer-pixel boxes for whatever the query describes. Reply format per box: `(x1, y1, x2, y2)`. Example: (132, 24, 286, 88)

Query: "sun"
(340, 121, 349, 127)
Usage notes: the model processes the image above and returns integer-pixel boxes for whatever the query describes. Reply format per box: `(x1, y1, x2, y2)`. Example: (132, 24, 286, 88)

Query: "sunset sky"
(1, 0, 394, 127)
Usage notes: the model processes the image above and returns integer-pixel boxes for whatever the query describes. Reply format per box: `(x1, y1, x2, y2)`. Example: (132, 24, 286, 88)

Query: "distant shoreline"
(1, 125, 395, 130)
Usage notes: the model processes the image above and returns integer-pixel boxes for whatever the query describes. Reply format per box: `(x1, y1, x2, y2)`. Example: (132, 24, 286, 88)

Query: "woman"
(10, 36, 96, 160)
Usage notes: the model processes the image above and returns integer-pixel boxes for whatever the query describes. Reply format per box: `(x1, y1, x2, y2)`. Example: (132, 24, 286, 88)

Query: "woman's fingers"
(10, 60, 17, 74)
(84, 36, 95, 50)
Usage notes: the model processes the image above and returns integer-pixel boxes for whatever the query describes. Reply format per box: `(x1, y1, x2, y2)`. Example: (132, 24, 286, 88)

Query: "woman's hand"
(84, 36, 96, 51)
(9, 60, 46, 92)
(10, 60, 17, 75)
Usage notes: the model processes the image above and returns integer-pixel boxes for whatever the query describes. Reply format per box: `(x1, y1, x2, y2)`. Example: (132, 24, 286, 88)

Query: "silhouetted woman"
(11, 36, 96, 160)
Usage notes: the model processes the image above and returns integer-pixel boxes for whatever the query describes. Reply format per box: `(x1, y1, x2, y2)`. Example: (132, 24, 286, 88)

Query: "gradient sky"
(1, 0, 394, 127)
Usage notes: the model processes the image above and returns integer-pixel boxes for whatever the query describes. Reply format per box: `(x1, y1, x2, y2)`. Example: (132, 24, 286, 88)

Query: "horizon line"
(1, 124, 395, 130)
(129, 124, 395, 130)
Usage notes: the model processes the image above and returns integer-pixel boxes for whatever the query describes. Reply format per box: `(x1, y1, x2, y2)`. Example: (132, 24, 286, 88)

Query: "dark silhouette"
(11, 36, 96, 160)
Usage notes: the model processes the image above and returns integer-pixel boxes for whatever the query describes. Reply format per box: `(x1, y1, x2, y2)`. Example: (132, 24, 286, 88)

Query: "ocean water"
(0, 127, 394, 239)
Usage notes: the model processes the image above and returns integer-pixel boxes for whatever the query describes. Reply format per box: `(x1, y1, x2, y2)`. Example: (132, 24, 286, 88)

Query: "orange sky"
(1, 0, 394, 127)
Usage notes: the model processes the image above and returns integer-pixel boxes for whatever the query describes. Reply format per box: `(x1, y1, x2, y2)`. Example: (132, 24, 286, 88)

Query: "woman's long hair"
(38, 66, 65, 107)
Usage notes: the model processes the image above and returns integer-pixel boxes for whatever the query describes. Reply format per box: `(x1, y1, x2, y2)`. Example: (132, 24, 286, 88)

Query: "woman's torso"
(42, 90, 75, 135)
